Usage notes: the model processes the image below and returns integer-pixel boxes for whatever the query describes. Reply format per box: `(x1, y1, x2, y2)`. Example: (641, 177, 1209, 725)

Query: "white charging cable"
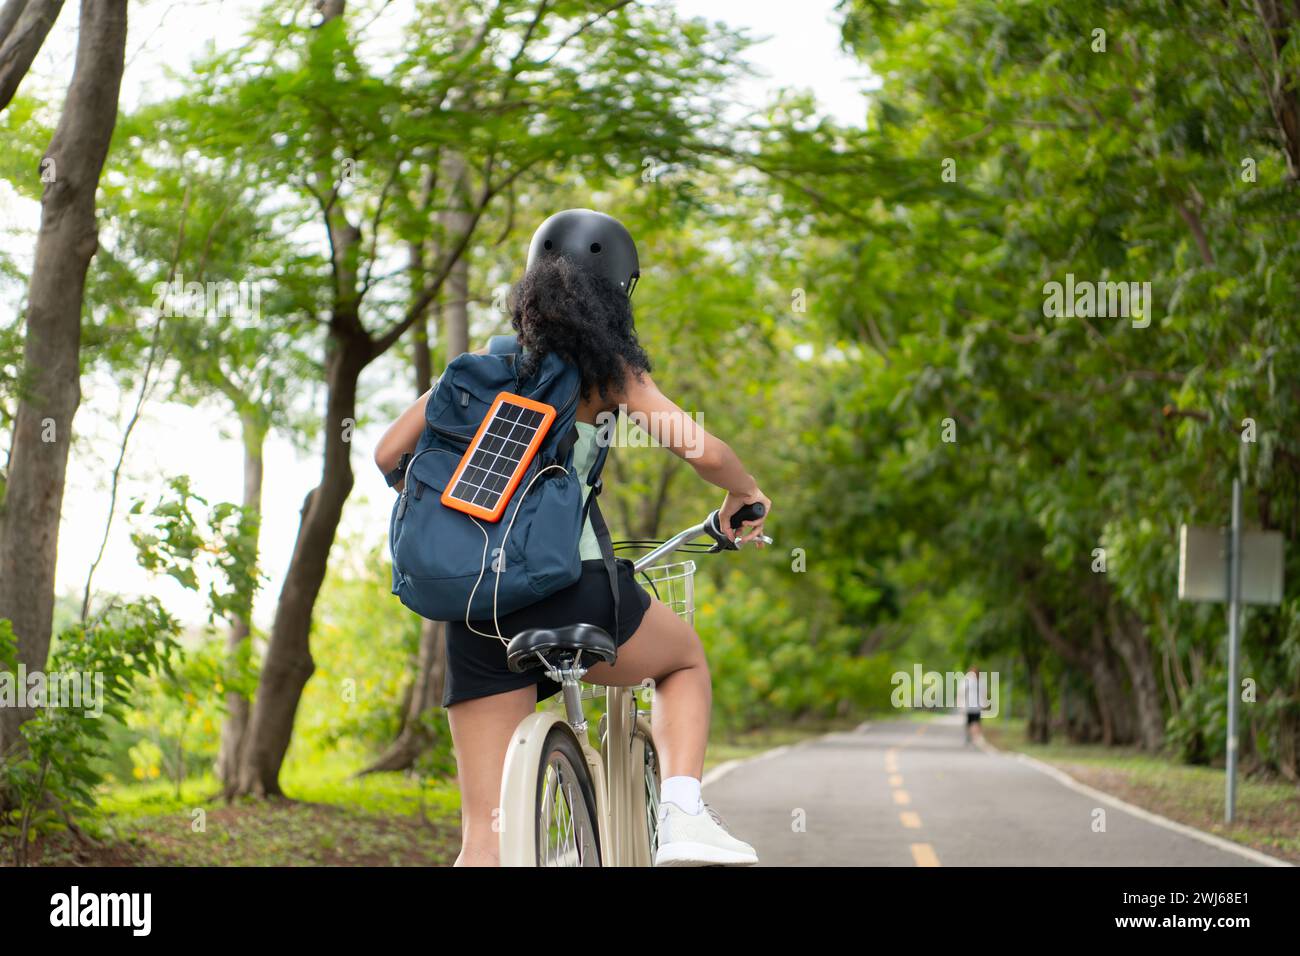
(464, 462, 569, 646)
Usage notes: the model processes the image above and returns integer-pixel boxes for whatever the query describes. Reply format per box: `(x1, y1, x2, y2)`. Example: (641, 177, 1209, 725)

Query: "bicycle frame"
(498, 512, 768, 866)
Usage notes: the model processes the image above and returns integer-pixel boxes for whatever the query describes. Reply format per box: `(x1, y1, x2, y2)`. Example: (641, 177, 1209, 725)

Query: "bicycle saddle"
(506, 623, 618, 673)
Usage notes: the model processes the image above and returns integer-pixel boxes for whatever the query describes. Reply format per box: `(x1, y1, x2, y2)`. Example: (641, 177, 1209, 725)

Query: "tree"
(91, 139, 323, 786)
(0, 0, 127, 763)
(154, 0, 750, 796)
(803, 0, 1300, 761)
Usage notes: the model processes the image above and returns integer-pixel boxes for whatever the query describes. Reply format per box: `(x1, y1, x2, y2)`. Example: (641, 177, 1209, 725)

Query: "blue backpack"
(387, 335, 619, 635)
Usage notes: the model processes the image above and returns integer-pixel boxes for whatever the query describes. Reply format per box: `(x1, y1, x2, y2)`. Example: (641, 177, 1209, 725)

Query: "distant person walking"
(961, 666, 984, 745)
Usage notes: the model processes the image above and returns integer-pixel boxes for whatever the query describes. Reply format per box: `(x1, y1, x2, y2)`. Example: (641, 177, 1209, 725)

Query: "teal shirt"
(573, 421, 603, 560)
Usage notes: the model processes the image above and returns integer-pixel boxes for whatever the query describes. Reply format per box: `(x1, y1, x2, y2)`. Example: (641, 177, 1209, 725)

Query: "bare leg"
(582, 598, 711, 779)
(446, 598, 709, 866)
(446, 685, 536, 867)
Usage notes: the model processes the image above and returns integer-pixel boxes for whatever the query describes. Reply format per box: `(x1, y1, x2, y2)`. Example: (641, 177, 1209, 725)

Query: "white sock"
(660, 775, 702, 814)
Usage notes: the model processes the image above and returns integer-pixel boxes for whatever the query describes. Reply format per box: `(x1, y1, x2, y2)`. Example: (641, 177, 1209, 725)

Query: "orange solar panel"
(440, 392, 557, 522)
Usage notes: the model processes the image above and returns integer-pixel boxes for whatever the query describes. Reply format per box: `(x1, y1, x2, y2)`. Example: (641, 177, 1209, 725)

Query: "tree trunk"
(359, 619, 448, 774)
(0, 0, 66, 112)
(1086, 619, 1134, 746)
(1107, 602, 1165, 751)
(1026, 594, 1097, 740)
(440, 150, 471, 359)
(216, 411, 266, 787)
(410, 162, 437, 392)
(1024, 592, 1133, 746)
(0, 0, 126, 760)
(413, 304, 434, 396)
(231, 335, 365, 797)
(1021, 630, 1051, 744)
(1058, 672, 1102, 743)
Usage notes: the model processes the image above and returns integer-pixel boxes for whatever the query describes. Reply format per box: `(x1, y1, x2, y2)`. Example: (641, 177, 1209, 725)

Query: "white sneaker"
(654, 801, 758, 867)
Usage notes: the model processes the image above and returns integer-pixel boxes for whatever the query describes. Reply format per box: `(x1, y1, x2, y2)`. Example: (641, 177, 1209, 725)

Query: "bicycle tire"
(534, 725, 603, 867)
(630, 728, 661, 866)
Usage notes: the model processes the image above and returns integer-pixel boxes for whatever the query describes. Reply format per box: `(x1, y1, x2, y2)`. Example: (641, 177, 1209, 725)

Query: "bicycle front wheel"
(535, 726, 602, 867)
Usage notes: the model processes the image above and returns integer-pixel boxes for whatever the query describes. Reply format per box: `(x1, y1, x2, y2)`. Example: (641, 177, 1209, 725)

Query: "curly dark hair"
(510, 255, 652, 403)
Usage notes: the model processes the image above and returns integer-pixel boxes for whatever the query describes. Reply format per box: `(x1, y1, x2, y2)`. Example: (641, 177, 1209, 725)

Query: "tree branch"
(0, 0, 64, 113)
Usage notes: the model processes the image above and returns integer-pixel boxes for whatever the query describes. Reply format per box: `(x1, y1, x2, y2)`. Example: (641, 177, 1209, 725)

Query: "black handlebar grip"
(729, 501, 766, 530)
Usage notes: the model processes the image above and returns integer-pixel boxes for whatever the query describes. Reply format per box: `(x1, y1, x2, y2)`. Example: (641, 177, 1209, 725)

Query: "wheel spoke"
(644, 746, 659, 855)
(536, 743, 598, 867)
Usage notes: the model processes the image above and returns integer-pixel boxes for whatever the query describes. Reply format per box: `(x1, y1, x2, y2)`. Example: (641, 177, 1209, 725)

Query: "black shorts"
(443, 558, 652, 708)
(966, 711, 981, 724)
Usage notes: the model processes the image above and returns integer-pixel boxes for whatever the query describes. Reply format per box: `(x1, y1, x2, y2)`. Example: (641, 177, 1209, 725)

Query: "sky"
(1, 0, 873, 629)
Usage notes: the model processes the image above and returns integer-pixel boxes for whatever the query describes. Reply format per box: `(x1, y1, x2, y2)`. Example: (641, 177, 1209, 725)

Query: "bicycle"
(496, 502, 768, 867)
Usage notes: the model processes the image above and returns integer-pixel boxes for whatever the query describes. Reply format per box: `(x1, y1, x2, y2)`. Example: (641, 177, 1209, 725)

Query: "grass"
(10, 761, 464, 867)
(6, 718, 855, 867)
(984, 718, 1300, 864)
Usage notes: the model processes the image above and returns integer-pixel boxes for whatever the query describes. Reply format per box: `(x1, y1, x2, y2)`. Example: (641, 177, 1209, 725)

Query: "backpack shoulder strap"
(579, 419, 620, 641)
(487, 334, 520, 356)
(587, 495, 620, 643)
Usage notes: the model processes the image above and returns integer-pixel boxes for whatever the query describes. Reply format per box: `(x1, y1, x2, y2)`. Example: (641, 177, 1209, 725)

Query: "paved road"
(704, 716, 1265, 866)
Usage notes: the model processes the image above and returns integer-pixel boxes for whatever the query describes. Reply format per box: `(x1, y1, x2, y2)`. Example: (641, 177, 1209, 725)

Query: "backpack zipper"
(428, 424, 473, 446)
(395, 446, 444, 520)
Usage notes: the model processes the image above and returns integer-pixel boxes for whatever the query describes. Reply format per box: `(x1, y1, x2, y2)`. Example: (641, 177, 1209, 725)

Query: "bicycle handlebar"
(629, 502, 771, 572)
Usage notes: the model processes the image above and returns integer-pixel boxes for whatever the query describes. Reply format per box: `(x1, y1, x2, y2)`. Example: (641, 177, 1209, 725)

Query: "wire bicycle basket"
(636, 560, 697, 627)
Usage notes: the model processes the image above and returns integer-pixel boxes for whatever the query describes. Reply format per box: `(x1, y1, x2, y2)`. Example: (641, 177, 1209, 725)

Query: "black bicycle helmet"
(525, 208, 640, 297)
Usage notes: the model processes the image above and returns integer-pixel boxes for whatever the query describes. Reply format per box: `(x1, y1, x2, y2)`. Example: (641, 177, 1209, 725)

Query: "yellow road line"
(892, 789, 911, 806)
(910, 843, 940, 867)
(899, 811, 922, 829)
(888, 773, 904, 787)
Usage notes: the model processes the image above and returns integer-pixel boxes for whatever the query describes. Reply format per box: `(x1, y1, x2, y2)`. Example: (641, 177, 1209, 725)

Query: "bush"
(0, 599, 180, 864)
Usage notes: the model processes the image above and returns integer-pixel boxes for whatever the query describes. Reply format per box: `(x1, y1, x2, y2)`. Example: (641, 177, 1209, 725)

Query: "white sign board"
(1178, 525, 1285, 606)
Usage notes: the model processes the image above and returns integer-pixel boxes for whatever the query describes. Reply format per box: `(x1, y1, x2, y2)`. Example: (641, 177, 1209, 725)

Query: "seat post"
(556, 665, 587, 732)
(560, 674, 587, 732)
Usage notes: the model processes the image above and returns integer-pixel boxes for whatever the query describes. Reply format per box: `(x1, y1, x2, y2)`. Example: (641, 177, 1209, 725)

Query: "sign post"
(1226, 479, 1241, 823)
(1177, 481, 1284, 825)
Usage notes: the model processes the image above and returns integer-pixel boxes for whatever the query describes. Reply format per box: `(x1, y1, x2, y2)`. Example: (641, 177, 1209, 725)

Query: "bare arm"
(373, 389, 431, 488)
(621, 371, 771, 544)
(373, 347, 488, 488)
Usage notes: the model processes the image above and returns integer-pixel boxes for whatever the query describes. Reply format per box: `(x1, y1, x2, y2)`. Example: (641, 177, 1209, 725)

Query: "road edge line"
(703, 722, 870, 787)
(978, 735, 1292, 868)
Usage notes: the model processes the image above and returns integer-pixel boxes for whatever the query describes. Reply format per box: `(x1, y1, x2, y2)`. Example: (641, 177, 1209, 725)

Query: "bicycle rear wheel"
(535, 726, 602, 867)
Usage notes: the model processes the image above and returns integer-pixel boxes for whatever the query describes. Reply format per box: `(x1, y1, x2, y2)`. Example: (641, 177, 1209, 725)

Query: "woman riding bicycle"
(374, 209, 770, 867)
